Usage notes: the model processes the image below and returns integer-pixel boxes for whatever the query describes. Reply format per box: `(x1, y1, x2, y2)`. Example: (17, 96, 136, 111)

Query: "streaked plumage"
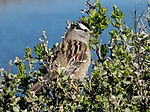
(30, 22, 91, 93)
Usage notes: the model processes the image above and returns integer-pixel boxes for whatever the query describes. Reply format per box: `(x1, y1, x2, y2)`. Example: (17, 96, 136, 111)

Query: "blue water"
(0, 0, 147, 73)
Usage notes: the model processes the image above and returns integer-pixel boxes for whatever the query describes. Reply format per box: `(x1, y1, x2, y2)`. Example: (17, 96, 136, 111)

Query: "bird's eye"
(84, 29, 88, 32)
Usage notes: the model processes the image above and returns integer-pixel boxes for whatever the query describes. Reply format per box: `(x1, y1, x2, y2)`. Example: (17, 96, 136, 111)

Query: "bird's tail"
(30, 73, 54, 94)
(30, 82, 43, 94)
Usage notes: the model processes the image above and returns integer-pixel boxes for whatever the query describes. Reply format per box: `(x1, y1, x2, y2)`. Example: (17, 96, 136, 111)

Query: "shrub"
(0, 0, 149, 111)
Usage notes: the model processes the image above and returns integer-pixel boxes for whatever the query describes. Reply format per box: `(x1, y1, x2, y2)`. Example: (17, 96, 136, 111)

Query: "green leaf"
(31, 59, 39, 63)
(13, 106, 19, 112)
(102, 81, 109, 88)
(125, 107, 131, 112)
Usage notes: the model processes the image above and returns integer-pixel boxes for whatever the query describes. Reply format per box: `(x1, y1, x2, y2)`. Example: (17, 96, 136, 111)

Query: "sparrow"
(30, 22, 91, 94)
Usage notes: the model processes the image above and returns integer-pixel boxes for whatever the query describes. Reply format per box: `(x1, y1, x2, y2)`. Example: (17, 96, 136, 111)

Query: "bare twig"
(7, 60, 12, 75)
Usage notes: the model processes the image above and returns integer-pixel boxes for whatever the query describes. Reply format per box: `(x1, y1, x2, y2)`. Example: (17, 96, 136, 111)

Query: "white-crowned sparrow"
(30, 22, 91, 93)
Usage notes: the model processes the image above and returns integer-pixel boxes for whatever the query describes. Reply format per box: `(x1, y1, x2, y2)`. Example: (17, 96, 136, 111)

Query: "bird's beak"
(88, 30, 93, 36)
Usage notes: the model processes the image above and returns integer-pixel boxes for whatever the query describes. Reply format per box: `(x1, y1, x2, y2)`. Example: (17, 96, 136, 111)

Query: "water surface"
(0, 0, 147, 72)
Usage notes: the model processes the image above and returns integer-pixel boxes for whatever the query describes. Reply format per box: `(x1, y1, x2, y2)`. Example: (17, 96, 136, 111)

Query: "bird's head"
(66, 21, 91, 43)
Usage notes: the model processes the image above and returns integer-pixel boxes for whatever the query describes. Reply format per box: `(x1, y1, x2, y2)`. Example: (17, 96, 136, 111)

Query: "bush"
(0, 0, 149, 111)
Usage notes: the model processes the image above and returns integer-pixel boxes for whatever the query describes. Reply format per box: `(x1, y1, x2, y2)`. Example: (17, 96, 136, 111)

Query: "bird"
(30, 21, 91, 94)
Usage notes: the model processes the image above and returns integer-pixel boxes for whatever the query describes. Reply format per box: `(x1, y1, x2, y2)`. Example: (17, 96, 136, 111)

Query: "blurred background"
(0, 0, 148, 73)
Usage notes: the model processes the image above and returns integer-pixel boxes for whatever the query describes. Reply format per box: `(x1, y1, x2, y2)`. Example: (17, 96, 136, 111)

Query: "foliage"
(0, 0, 149, 111)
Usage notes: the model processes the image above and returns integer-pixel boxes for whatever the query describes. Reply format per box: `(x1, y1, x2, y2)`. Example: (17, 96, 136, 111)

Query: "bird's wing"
(62, 39, 88, 76)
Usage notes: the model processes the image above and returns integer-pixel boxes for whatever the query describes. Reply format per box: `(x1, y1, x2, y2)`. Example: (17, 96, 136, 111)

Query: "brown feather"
(30, 23, 91, 94)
